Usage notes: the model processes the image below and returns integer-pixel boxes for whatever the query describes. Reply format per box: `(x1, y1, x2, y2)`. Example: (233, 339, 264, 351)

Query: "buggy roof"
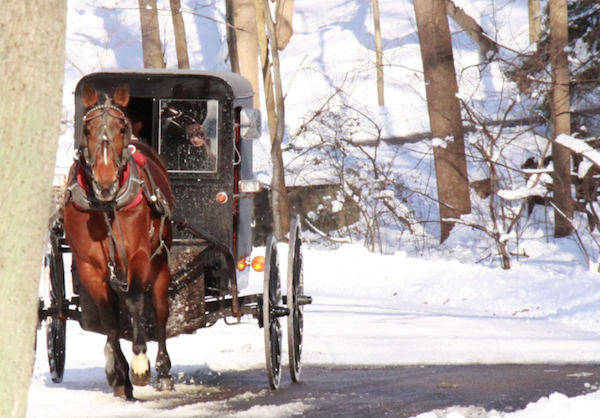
(76, 69, 255, 101)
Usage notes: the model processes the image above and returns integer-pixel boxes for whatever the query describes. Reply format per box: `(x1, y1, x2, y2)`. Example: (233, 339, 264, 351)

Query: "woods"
(7, 0, 600, 414)
(66, 0, 600, 261)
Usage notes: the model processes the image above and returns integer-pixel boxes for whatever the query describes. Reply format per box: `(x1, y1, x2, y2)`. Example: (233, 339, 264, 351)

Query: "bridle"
(80, 101, 133, 180)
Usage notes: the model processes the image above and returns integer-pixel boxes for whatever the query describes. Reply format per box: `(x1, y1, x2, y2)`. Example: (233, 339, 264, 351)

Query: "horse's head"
(80, 82, 132, 202)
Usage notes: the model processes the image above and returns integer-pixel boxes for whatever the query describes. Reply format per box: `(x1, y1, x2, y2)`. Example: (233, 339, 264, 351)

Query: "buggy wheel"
(287, 216, 305, 383)
(263, 236, 285, 390)
(46, 233, 66, 383)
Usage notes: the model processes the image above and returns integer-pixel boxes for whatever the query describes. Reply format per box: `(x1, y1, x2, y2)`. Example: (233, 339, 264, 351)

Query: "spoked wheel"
(262, 235, 287, 390)
(286, 216, 311, 383)
(46, 233, 66, 383)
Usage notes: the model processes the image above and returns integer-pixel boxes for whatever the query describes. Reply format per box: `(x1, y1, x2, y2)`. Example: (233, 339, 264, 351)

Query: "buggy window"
(159, 99, 218, 173)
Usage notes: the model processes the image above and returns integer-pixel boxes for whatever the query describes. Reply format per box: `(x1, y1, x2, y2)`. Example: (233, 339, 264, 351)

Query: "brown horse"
(63, 82, 174, 398)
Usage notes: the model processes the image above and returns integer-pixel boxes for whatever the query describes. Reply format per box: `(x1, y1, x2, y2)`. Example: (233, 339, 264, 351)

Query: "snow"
(29, 242, 600, 417)
(26, 0, 600, 417)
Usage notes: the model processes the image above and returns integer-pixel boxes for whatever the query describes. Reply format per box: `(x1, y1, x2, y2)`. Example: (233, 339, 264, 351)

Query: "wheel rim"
(46, 235, 66, 383)
(47, 316, 66, 383)
(263, 236, 282, 389)
(287, 218, 304, 382)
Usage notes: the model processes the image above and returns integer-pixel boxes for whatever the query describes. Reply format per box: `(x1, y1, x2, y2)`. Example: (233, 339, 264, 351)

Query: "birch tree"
(0, 2, 67, 416)
(414, 0, 472, 243)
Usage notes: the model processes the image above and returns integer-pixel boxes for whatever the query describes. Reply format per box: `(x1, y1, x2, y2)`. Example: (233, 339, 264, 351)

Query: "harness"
(65, 101, 171, 293)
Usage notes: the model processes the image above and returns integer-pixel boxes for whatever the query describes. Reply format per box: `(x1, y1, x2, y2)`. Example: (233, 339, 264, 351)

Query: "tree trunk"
(169, 0, 190, 69)
(274, 0, 294, 50)
(528, 0, 541, 44)
(445, 0, 498, 58)
(225, 0, 240, 73)
(372, 0, 385, 106)
(255, 0, 277, 135)
(234, 0, 261, 109)
(549, 0, 572, 237)
(256, 0, 291, 240)
(139, 0, 166, 68)
(414, 0, 472, 243)
(0, 2, 67, 416)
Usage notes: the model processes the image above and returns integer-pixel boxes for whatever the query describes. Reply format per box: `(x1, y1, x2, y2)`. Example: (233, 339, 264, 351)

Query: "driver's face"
(186, 123, 206, 147)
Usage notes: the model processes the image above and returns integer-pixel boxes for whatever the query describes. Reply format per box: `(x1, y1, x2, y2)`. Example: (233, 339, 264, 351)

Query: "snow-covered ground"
(28, 241, 600, 417)
(28, 0, 600, 416)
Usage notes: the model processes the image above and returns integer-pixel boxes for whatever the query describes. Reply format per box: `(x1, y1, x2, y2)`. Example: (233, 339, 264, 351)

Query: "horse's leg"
(127, 286, 151, 387)
(78, 261, 134, 399)
(152, 254, 174, 391)
(104, 329, 134, 399)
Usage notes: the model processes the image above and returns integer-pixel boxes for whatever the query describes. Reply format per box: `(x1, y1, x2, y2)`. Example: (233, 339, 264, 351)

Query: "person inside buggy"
(159, 99, 218, 173)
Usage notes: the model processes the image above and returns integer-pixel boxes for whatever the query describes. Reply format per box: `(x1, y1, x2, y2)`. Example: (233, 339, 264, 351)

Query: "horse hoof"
(114, 385, 134, 400)
(130, 353, 151, 387)
(157, 376, 175, 392)
(130, 369, 151, 387)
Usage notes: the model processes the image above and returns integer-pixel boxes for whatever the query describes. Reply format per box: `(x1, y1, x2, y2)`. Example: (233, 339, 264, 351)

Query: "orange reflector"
(215, 191, 228, 204)
(237, 259, 247, 271)
(251, 256, 265, 272)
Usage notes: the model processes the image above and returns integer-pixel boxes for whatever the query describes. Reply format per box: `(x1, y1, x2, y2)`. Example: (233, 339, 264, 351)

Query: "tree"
(225, 0, 240, 72)
(255, 0, 291, 240)
(169, 0, 190, 69)
(529, 0, 541, 44)
(0, 2, 67, 416)
(372, 0, 385, 106)
(445, 0, 498, 58)
(549, 0, 572, 238)
(274, 0, 294, 50)
(414, 0, 472, 243)
(232, 0, 261, 109)
(139, 0, 166, 68)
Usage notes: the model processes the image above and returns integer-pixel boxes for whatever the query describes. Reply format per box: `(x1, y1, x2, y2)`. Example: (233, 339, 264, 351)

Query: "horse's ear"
(82, 82, 98, 108)
(113, 82, 130, 108)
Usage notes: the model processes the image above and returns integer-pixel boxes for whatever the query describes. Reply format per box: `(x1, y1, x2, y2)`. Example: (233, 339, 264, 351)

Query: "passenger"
(160, 102, 218, 172)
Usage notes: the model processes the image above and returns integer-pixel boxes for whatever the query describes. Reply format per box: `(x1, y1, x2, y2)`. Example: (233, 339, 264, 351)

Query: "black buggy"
(39, 69, 312, 390)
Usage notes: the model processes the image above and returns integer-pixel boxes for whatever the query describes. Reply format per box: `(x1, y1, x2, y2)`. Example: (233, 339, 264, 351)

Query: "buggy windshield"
(159, 99, 219, 173)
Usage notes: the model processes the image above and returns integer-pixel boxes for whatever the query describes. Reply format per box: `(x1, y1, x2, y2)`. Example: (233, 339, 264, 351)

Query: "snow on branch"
(554, 133, 600, 168)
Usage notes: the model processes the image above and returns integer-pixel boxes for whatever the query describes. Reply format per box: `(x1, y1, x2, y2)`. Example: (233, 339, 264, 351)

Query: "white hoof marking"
(131, 353, 150, 376)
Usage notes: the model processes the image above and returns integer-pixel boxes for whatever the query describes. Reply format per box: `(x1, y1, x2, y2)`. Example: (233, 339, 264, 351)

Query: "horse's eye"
(84, 128, 91, 136)
(120, 127, 127, 135)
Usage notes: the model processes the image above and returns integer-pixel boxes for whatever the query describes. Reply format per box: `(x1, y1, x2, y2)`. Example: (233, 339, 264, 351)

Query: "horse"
(63, 82, 174, 399)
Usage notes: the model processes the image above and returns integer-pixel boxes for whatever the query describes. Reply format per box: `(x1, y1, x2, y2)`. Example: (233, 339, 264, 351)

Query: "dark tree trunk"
(225, 0, 240, 73)
(414, 0, 472, 243)
(549, 0, 573, 237)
